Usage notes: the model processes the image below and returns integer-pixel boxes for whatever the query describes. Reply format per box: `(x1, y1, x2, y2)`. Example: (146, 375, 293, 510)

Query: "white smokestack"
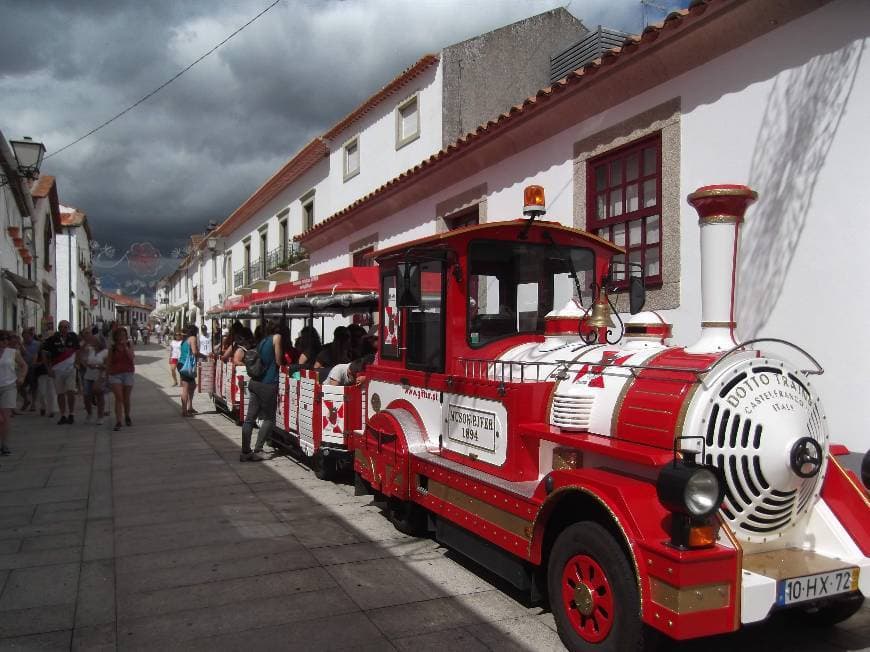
(685, 185, 757, 354)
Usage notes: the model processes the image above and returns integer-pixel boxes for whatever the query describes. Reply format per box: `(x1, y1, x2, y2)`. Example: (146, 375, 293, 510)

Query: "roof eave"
(296, 0, 828, 250)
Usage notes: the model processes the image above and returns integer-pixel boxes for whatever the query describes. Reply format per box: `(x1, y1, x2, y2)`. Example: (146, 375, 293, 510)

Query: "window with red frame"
(587, 134, 662, 286)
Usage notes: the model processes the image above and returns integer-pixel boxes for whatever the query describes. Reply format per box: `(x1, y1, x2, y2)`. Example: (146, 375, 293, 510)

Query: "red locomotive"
(208, 184, 869, 651)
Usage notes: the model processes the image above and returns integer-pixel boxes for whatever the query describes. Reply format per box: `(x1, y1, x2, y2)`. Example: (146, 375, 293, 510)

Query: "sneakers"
(67, 414, 74, 425)
(57, 415, 68, 425)
(113, 423, 122, 432)
(0, 446, 10, 456)
(125, 416, 132, 426)
(239, 451, 265, 462)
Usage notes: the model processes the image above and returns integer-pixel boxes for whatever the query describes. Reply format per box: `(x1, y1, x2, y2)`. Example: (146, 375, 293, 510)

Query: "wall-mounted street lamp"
(0, 137, 46, 186)
(207, 235, 224, 253)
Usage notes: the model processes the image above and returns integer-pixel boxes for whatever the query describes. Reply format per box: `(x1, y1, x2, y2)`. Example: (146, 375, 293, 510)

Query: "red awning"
(207, 267, 379, 318)
(257, 267, 378, 305)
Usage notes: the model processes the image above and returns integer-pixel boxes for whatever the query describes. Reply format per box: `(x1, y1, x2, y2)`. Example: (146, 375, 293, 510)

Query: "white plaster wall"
(305, 1, 869, 449)
(325, 64, 443, 217)
(0, 186, 28, 330)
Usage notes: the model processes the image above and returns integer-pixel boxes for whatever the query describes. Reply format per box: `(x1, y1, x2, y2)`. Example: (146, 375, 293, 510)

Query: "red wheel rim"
(561, 554, 614, 643)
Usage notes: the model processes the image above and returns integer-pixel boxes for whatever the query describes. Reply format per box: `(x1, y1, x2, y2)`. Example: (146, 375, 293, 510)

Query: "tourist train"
(204, 184, 869, 651)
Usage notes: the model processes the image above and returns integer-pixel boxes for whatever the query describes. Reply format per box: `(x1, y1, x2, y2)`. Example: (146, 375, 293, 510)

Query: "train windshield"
(467, 239, 595, 347)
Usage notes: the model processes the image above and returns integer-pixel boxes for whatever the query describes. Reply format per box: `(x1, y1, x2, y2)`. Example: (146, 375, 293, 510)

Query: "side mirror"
(629, 276, 646, 315)
(397, 262, 421, 308)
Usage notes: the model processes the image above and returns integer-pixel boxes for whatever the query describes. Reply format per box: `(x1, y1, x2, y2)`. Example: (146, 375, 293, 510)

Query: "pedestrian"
(106, 327, 135, 431)
(20, 327, 39, 411)
(82, 333, 108, 425)
(169, 331, 182, 386)
(0, 331, 28, 455)
(178, 324, 200, 417)
(240, 320, 282, 462)
(34, 332, 58, 418)
(42, 320, 80, 425)
(154, 320, 163, 345)
(199, 324, 213, 358)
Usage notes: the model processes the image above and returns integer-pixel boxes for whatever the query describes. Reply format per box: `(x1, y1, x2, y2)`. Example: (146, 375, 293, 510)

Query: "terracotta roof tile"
(296, 0, 717, 245)
(207, 55, 438, 243)
(102, 291, 153, 311)
(324, 54, 439, 140)
(211, 138, 329, 240)
(59, 206, 86, 228)
(30, 175, 55, 198)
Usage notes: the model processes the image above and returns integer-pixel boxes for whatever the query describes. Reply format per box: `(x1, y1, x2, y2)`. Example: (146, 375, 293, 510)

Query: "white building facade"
(0, 131, 55, 333)
(295, 0, 868, 450)
(55, 205, 95, 334)
(185, 10, 586, 326)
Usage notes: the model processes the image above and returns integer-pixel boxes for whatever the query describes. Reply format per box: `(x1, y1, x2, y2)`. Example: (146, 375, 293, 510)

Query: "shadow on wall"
(737, 40, 864, 339)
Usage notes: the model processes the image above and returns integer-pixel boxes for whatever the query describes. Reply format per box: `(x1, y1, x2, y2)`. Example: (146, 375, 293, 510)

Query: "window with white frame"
(343, 136, 360, 181)
(396, 94, 420, 149)
(301, 190, 315, 232)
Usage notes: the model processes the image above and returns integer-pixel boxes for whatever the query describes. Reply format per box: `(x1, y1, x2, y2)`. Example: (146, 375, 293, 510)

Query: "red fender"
(529, 468, 739, 640)
(355, 409, 411, 499)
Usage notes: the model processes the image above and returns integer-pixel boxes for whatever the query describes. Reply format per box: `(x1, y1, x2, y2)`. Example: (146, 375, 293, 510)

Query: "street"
(0, 344, 867, 651)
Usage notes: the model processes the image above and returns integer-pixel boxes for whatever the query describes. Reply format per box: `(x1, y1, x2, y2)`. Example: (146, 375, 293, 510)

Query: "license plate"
(776, 568, 859, 606)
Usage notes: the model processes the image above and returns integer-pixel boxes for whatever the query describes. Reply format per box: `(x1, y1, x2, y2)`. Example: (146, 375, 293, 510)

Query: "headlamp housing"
(657, 459, 725, 549)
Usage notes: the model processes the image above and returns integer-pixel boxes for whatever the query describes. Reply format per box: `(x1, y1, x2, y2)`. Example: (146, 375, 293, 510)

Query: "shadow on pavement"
(0, 344, 866, 651)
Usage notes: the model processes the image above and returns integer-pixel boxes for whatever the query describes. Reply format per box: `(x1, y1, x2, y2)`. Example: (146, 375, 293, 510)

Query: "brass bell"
(586, 285, 615, 329)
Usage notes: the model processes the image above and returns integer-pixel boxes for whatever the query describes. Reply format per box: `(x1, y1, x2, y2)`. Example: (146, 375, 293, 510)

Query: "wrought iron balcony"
(233, 270, 246, 290)
(249, 260, 263, 283)
(266, 248, 284, 274)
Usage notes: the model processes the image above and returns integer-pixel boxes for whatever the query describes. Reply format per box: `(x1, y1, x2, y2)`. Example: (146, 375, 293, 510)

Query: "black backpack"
(243, 340, 267, 380)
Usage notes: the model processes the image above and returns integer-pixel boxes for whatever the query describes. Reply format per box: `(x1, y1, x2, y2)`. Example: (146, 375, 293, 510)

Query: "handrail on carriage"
(459, 337, 823, 385)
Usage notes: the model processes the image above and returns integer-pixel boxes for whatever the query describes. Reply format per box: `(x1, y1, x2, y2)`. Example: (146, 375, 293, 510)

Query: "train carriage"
(202, 183, 868, 651)
(207, 267, 378, 477)
(349, 184, 869, 651)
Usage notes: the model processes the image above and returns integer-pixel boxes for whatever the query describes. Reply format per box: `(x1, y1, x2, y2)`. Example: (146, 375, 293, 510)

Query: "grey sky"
(0, 0, 676, 296)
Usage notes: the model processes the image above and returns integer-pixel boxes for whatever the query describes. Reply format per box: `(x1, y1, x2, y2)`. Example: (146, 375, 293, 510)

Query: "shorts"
(54, 368, 77, 394)
(109, 372, 135, 387)
(0, 384, 16, 410)
(179, 375, 197, 388)
(170, 358, 178, 365)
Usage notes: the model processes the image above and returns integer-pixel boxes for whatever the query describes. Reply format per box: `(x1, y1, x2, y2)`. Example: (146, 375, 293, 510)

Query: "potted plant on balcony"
(6, 226, 20, 239)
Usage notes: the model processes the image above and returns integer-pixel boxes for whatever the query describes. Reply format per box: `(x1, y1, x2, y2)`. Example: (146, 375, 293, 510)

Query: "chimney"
(685, 184, 757, 354)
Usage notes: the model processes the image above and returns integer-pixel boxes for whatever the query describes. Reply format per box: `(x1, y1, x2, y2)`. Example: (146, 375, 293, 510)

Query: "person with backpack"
(240, 320, 282, 462)
(177, 324, 200, 417)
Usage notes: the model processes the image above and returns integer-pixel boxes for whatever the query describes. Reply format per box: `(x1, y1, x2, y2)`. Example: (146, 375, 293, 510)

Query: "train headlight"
(657, 460, 724, 549)
(684, 468, 722, 517)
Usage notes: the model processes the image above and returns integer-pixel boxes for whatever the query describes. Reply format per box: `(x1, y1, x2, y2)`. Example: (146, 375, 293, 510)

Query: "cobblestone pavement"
(0, 345, 867, 650)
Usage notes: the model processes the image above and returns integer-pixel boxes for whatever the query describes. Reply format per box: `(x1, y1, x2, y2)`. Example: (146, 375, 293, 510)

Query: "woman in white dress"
(0, 331, 27, 455)
(82, 333, 109, 425)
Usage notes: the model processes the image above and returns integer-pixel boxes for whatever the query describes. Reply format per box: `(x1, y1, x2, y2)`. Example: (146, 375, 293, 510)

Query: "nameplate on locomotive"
(447, 404, 499, 452)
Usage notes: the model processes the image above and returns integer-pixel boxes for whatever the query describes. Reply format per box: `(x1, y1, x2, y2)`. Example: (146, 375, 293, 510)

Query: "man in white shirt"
(199, 325, 213, 358)
(324, 355, 373, 386)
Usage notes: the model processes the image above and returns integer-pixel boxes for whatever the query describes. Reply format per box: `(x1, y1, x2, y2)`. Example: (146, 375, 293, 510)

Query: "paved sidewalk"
(0, 345, 867, 650)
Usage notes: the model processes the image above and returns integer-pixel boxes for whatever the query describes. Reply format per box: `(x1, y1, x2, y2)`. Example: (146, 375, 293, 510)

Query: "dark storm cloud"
(0, 0, 648, 295)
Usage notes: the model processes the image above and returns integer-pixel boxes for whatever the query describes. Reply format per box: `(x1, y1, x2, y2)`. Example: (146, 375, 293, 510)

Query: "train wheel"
(548, 522, 643, 652)
(313, 451, 336, 481)
(388, 497, 427, 536)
